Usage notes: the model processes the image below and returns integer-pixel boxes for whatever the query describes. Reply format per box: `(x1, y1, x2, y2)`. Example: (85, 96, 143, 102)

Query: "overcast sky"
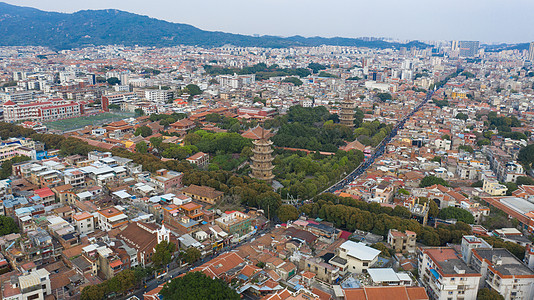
(4, 0, 533, 44)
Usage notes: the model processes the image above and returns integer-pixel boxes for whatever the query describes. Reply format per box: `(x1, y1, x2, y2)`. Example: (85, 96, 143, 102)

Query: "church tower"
(157, 224, 170, 244)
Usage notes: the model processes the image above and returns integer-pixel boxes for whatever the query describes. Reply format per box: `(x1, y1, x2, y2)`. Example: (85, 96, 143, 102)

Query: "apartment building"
(3, 100, 83, 122)
(96, 207, 128, 231)
(73, 212, 95, 235)
(483, 179, 508, 196)
(418, 247, 481, 300)
(471, 248, 534, 300)
(215, 211, 252, 236)
(2, 268, 51, 300)
(387, 229, 417, 253)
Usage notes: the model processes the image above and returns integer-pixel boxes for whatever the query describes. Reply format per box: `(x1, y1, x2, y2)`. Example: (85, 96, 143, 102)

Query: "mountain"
(482, 43, 530, 52)
(0, 2, 430, 50)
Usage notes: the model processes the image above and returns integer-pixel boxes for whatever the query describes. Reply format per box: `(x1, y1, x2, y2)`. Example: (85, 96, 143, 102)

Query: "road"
(322, 88, 437, 194)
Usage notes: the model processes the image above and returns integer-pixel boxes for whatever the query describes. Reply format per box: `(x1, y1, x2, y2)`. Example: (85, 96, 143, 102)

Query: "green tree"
(516, 176, 534, 186)
(308, 63, 327, 73)
(518, 144, 534, 170)
(438, 207, 475, 224)
(136, 141, 148, 154)
(160, 272, 239, 300)
(458, 145, 474, 153)
(106, 77, 121, 85)
(108, 103, 121, 110)
(282, 77, 303, 86)
(419, 176, 450, 187)
(277, 204, 299, 223)
(376, 92, 392, 102)
(152, 240, 176, 269)
(0, 155, 30, 179)
(135, 108, 145, 116)
(431, 156, 442, 163)
(455, 113, 468, 120)
(183, 247, 201, 264)
(184, 84, 202, 96)
(134, 126, 153, 137)
(371, 242, 393, 257)
(80, 284, 105, 300)
(0, 216, 19, 236)
(477, 288, 504, 300)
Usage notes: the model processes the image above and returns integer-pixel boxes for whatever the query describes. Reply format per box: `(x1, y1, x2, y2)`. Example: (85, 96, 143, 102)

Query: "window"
(363, 262, 368, 267)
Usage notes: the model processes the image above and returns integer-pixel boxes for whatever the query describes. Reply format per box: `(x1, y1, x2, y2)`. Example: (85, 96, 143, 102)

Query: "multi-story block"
(151, 169, 183, 192)
(96, 207, 128, 231)
(73, 212, 95, 235)
(215, 211, 252, 236)
(418, 247, 481, 300)
(483, 179, 508, 196)
(471, 247, 534, 300)
(387, 229, 417, 253)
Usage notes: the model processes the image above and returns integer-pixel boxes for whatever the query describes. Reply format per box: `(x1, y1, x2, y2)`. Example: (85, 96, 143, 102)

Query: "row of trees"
(299, 198, 471, 246)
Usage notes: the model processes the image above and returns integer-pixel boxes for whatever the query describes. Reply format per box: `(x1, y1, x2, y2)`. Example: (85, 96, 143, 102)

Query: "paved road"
(322, 88, 437, 194)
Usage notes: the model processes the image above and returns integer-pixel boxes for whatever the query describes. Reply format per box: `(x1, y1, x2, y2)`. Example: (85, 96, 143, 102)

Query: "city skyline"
(3, 0, 534, 44)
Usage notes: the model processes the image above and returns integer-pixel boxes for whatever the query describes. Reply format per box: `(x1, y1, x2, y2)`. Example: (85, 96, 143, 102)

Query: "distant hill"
(482, 43, 530, 52)
(0, 2, 429, 50)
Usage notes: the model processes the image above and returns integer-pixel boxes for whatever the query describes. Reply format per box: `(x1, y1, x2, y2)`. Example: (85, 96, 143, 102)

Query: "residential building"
(483, 179, 508, 196)
(4, 268, 51, 300)
(470, 248, 534, 300)
(72, 212, 95, 235)
(418, 247, 481, 300)
(387, 229, 417, 253)
(186, 152, 209, 168)
(182, 184, 224, 205)
(151, 169, 183, 192)
(215, 211, 252, 236)
(96, 207, 128, 231)
(329, 241, 381, 274)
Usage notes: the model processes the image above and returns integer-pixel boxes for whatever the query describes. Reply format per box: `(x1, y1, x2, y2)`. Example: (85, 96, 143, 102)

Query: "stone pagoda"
(339, 94, 355, 128)
(244, 126, 275, 184)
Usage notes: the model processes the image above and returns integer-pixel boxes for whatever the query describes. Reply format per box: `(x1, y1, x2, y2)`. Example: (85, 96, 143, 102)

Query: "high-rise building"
(249, 127, 275, 184)
(528, 42, 534, 61)
(339, 94, 355, 128)
(457, 41, 480, 57)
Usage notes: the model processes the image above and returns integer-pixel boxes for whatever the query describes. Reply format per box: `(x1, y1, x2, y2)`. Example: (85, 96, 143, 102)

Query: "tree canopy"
(277, 205, 299, 223)
(477, 288, 504, 300)
(419, 176, 450, 188)
(438, 207, 475, 224)
(518, 144, 534, 170)
(134, 126, 153, 137)
(160, 272, 240, 300)
(0, 216, 19, 236)
(282, 76, 303, 86)
(152, 240, 176, 269)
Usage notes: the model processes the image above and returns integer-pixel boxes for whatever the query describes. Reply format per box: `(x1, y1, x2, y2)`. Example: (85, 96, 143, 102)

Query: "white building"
(5, 268, 52, 300)
(73, 212, 95, 235)
(470, 248, 534, 300)
(418, 247, 481, 300)
(329, 241, 381, 274)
